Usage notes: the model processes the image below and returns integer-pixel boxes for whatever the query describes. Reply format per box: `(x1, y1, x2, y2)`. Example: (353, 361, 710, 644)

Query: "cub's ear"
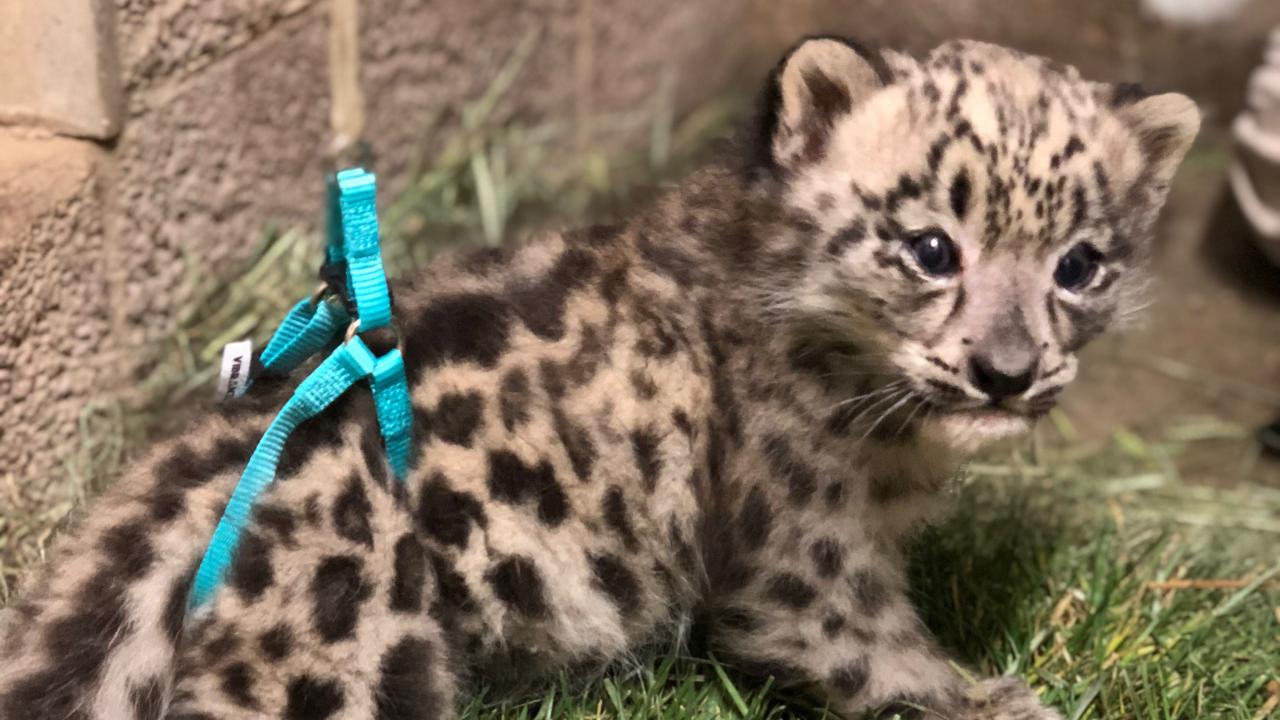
(1113, 89, 1201, 187)
(756, 36, 892, 174)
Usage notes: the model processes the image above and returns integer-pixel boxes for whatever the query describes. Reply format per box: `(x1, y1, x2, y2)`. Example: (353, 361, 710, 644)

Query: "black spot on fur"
(590, 553, 642, 616)
(100, 520, 155, 580)
(332, 473, 374, 549)
(229, 530, 275, 602)
(886, 174, 923, 212)
(220, 662, 259, 709)
(1063, 134, 1085, 160)
(949, 168, 971, 220)
(486, 450, 568, 526)
(599, 266, 629, 306)
(851, 569, 890, 617)
(487, 556, 548, 618)
(156, 435, 253, 485)
(510, 248, 597, 340)
(285, 675, 344, 720)
(429, 391, 485, 447)
(163, 563, 198, 641)
(130, 676, 167, 720)
(376, 637, 444, 720)
(278, 393, 352, 478)
(418, 474, 487, 548)
(498, 368, 532, 431)
(566, 323, 609, 385)
(715, 558, 757, 594)
(311, 555, 373, 642)
(673, 410, 694, 438)
(738, 486, 773, 552)
(824, 480, 846, 509)
(255, 504, 298, 546)
(149, 435, 256, 521)
(669, 520, 698, 574)
(822, 612, 846, 638)
(719, 606, 763, 633)
(389, 534, 428, 613)
(568, 222, 623, 247)
(602, 486, 640, 551)
(763, 435, 818, 506)
(829, 659, 870, 697)
(303, 494, 322, 525)
(631, 429, 663, 491)
(767, 573, 817, 609)
(1071, 183, 1088, 233)
(638, 230, 700, 286)
(459, 244, 511, 274)
(633, 307, 681, 358)
(825, 218, 868, 256)
(1, 569, 129, 719)
(553, 409, 596, 482)
(404, 293, 512, 381)
(540, 359, 567, 399)
(810, 538, 844, 578)
(202, 627, 240, 664)
(259, 624, 294, 661)
(870, 475, 910, 504)
(428, 551, 476, 612)
(359, 421, 390, 488)
(630, 369, 658, 399)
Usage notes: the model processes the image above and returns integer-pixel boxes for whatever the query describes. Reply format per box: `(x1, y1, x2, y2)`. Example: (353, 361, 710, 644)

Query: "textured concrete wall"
(0, 132, 112, 480)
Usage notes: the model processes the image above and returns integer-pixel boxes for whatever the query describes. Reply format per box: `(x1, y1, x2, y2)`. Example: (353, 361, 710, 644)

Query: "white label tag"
(215, 339, 254, 402)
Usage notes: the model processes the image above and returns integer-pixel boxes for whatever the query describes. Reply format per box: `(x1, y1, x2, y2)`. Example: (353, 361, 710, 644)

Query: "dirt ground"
(1063, 126, 1280, 488)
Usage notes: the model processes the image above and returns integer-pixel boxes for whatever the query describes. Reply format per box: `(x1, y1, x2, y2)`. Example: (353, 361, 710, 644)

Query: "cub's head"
(751, 37, 1199, 452)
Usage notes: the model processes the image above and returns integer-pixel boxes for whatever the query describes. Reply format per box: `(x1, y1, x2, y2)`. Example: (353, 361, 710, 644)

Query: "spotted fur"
(0, 37, 1197, 719)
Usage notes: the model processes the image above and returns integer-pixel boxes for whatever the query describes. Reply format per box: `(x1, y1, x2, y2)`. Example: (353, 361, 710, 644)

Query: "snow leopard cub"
(0, 36, 1197, 720)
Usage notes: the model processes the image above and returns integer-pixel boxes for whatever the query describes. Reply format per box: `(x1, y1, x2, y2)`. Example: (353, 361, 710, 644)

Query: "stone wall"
(2, 0, 1278, 484)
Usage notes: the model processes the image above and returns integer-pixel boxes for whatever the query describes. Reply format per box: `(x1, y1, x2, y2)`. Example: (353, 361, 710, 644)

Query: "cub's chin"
(919, 406, 1033, 455)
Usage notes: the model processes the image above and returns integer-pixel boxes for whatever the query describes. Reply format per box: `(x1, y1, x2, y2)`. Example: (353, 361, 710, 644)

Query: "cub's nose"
(967, 353, 1036, 401)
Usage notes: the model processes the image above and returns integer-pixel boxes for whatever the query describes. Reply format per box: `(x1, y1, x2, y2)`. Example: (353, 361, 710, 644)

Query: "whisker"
(856, 391, 914, 444)
(892, 396, 929, 438)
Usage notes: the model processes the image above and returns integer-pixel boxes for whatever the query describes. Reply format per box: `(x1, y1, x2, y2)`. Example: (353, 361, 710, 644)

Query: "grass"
(2, 37, 1278, 720)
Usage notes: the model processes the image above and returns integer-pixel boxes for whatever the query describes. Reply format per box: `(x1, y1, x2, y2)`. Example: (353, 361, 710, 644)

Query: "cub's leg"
(0, 411, 269, 720)
(166, 420, 457, 719)
(704, 488, 1058, 720)
(712, 553, 1057, 718)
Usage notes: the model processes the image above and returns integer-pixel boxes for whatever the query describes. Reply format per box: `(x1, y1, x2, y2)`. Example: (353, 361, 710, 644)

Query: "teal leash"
(191, 168, 413, 610)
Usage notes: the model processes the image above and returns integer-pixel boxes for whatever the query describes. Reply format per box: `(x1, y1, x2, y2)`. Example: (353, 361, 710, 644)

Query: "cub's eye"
(907, 230, 960, 276)
(1054, 243, 1101, 290)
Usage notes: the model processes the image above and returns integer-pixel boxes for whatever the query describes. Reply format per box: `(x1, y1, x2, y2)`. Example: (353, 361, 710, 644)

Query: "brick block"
(0, 0, 122, 139)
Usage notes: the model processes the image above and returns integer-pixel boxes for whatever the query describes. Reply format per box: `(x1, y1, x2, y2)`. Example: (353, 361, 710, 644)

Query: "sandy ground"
(1063, 127, 1280, 487)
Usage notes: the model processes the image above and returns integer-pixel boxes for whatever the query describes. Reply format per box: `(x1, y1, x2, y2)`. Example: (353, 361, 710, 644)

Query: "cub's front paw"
(961, 677, 1061, 720)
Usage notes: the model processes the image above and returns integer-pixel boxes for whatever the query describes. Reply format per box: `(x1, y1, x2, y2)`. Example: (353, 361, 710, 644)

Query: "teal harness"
(191, 168, 413, 609)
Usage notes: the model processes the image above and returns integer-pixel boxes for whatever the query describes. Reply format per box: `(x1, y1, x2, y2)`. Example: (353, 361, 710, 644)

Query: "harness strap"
(336, 169, 392, 331)
(190, 167, 414, 611)
(192, 338, 378, 609)
(258, 297, 350, 376)
(370, 349, 413, 478)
